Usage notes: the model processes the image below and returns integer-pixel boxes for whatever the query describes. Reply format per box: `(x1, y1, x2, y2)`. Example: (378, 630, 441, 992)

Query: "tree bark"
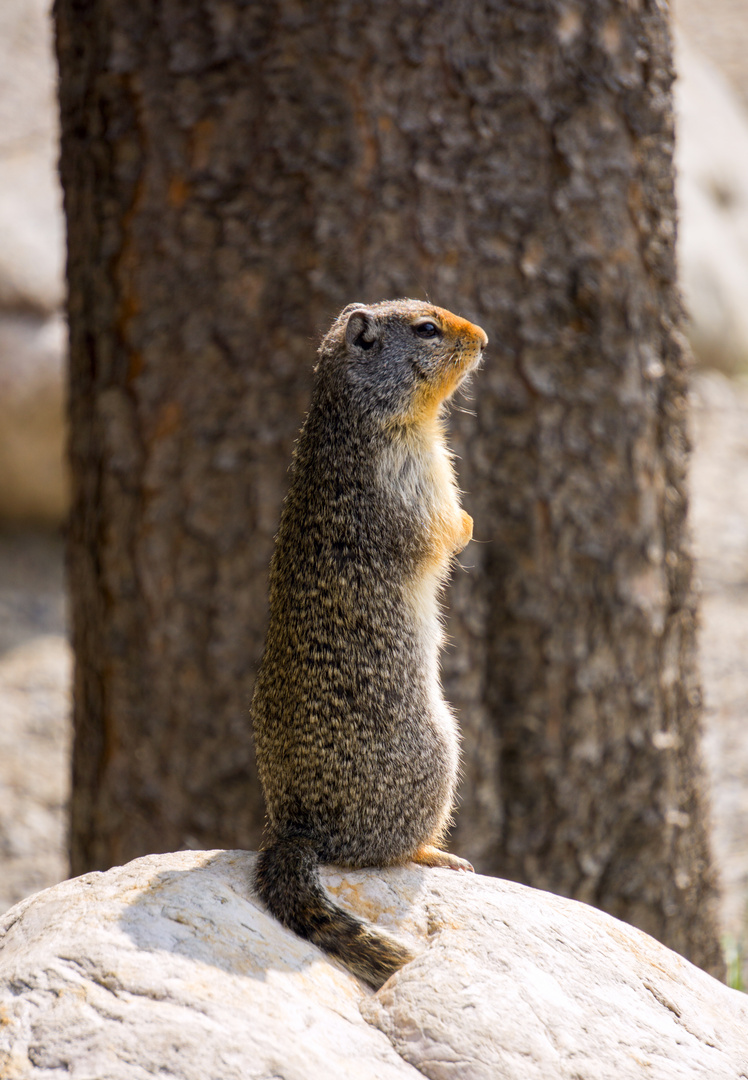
(57, 0, 723, 975)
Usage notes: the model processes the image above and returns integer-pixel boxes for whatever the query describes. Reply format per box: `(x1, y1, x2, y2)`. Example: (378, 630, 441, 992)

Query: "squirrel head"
(316, 299, 488, 428)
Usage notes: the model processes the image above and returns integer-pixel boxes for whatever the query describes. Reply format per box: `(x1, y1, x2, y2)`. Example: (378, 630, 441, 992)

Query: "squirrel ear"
(345, 308, 379, 352)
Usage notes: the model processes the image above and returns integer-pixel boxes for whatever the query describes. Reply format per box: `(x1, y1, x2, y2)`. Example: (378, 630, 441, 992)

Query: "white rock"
(690, 371, 748, 940)
(675, 32, 748, 374)
(0, 636, 72, 913)
(0, 0, 69, 524)
(0, 850, 746, 1079)
(0, 0, 64, 314)
(673, 0, 748, 114)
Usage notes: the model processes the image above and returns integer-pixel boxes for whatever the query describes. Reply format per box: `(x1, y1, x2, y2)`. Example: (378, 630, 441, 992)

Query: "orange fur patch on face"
(410, 310, 487, 421)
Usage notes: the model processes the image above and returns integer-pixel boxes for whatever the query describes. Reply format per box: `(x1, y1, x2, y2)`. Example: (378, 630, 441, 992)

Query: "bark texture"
(56, 0, 723, 975)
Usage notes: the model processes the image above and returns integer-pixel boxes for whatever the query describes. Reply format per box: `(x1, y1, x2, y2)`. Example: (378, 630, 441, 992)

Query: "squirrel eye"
(413, 321, 441, 339)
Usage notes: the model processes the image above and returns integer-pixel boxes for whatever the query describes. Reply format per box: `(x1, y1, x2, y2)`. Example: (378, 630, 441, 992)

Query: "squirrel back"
(252, 299, 487, 988)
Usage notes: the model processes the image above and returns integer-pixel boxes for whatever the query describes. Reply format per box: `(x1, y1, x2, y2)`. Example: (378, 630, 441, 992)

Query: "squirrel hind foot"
(254, 834, 415, 991)
(410, 843, 475, 873)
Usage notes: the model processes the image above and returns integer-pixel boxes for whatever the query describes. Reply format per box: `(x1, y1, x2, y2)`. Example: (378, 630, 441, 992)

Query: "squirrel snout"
(472, 324, 488, 351)
(459, 320, 487, 353)
(442, 311, 487, 353)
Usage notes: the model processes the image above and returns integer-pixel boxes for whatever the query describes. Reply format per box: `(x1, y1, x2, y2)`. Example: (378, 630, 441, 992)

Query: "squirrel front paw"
(455, 510, 473, 553)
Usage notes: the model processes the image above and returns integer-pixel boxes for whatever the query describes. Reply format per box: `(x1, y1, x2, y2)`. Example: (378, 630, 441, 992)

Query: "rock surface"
(0, 0, 68, 524)
(690, 372, 748, 943)
(674, 32, 748, 375)
(674, 0, 748, 114)
(0, 637, 72, 915)
(1, 850, 746, 1080)
(0, 0, 64, 314)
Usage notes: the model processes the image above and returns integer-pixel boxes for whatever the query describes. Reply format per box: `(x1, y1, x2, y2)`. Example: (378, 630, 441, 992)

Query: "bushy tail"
(253, 831, 414, 990)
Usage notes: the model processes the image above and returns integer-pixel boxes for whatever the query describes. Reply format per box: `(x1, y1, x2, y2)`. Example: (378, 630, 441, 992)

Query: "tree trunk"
(56, 0, 723, 976)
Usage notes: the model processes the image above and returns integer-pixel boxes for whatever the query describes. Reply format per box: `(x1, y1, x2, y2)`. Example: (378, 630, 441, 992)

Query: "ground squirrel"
(252, 298, 487, 989)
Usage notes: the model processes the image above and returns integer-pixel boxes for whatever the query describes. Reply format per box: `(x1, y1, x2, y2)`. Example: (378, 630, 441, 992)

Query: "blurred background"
(0, 0, 747, 980)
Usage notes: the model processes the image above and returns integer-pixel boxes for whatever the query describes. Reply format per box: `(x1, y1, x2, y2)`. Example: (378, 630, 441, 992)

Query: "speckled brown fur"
(252, 299, 486, 989)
